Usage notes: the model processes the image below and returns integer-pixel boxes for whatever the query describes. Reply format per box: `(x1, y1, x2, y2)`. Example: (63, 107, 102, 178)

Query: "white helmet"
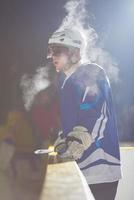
(48, 28, 83, 49)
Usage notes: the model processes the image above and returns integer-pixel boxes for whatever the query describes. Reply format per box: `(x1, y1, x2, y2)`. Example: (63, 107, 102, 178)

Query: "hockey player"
(47, 28, 122, 200)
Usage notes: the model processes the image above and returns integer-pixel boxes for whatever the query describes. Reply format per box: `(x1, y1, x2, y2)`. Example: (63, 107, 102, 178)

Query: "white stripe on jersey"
(98, 101, 108, 140)
(82, 86, 90, 102)
(91, 102, 106, 140)
(81, 163, 122, 185)
(78, 148, 120, 169)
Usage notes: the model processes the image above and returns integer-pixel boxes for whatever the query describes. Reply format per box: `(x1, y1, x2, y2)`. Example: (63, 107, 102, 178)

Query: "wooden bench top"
(39, 161, 94, 200)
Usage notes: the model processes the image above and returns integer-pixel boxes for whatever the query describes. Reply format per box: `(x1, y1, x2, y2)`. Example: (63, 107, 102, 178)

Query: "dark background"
(0, 0, 134, 141)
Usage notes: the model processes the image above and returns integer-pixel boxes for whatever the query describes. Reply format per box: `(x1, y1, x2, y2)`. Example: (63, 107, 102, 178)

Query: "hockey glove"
(66, 126, 93, 160)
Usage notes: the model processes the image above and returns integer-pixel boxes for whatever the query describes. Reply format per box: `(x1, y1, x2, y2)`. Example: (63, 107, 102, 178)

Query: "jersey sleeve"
(77, 66, 111, 142)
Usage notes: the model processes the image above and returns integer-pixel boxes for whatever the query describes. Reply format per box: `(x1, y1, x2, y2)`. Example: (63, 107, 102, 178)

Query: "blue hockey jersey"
(58, 63, 122, 184)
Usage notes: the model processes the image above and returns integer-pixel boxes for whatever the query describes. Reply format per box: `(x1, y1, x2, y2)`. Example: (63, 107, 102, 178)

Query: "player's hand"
(66, 126, 93, 160)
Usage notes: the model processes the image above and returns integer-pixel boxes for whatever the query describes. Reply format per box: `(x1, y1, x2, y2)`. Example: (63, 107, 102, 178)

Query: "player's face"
(48, 46, 70, 72)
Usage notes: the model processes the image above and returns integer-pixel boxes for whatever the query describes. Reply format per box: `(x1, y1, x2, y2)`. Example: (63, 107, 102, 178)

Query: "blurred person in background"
(6, 108, 37, 175)
(31, 85, 61, 149)
(0, 119, 15, 173)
